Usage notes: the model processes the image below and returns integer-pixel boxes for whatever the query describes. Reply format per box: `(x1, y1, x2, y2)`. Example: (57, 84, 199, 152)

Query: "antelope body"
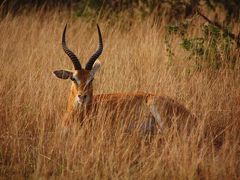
(53, 24, 196, 134)
(146, 95, 197, 132)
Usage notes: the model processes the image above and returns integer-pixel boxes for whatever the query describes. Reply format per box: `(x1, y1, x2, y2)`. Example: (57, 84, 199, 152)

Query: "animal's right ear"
(53, 70, 73, 80)
(90, 60, 101, 77)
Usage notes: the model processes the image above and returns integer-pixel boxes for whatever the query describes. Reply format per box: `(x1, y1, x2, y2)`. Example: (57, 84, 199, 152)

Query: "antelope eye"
(70, 77, 76, 82)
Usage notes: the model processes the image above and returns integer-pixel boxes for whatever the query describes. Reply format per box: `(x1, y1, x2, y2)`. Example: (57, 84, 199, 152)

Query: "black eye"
(70, 77, 76, 82)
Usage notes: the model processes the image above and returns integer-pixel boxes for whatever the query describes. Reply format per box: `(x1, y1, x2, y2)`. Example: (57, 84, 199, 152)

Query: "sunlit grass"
(0, 11, 239, 179)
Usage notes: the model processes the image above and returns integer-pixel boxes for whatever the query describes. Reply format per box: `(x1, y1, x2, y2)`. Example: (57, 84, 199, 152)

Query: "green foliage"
(165, 21, 237, 70)
(180, 38, 204, 56)
(165, 22, 190, 65)
(165, 25, 179, 35)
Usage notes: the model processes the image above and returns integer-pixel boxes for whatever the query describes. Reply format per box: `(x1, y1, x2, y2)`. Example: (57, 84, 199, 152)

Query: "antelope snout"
(77, 94, 89, 104)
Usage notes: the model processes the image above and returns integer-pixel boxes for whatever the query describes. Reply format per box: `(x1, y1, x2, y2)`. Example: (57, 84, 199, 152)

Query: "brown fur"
(146, 95, 197, 132)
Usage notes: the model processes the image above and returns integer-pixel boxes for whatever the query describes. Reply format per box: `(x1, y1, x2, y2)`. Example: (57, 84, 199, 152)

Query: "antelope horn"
(62, 24, 82, 70)
(85, 24, 103, 70)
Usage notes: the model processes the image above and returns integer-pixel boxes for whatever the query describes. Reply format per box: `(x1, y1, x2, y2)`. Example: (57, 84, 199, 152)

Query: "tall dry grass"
(0, 10, 239, 179)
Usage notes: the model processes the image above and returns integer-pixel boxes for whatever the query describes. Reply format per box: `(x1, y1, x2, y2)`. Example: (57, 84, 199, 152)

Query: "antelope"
(53, 24, 196, 134)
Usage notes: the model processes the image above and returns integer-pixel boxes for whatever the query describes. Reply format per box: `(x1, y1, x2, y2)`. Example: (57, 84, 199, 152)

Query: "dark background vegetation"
(1, 0, 240, 22)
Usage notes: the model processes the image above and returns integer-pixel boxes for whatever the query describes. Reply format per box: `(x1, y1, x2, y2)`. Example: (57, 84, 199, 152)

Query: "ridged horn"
(62, 24, 82, 70)
(85, 24, 103, 70)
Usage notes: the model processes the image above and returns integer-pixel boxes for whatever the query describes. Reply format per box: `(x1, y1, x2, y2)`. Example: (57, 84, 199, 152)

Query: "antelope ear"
(90, 60, 101, 77)
(53, 70, 73, 79)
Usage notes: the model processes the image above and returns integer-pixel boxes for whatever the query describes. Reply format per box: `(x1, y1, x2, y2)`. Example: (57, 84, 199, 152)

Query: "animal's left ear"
(53, 70, 73, 80)
(90, 60, 101, 77)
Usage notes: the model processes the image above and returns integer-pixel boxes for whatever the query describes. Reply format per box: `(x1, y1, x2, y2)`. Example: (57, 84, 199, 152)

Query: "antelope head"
(53, 24, 103, 106)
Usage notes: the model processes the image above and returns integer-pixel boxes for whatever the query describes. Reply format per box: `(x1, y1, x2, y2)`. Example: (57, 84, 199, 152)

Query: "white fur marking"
(90, 60, 101, 77)
(75, 96, 80, 107)
(149, 104, 164, 129)
(75, 77, 81, 85)
(75, 95, 90, 106)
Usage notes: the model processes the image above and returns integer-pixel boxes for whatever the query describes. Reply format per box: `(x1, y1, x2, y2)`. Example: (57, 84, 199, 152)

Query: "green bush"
(165, 20, 237, 70)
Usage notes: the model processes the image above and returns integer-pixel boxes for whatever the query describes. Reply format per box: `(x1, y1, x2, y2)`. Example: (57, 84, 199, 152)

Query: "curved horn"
(85, 24, 103, 70)
(62, 24, 82, 70)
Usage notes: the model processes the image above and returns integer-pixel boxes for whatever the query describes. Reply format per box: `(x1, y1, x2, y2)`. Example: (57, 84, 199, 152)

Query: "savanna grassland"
(0, 9, 240, 179)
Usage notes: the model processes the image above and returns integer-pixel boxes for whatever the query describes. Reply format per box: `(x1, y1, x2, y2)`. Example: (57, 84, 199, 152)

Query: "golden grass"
(0, 11, 240, 179)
